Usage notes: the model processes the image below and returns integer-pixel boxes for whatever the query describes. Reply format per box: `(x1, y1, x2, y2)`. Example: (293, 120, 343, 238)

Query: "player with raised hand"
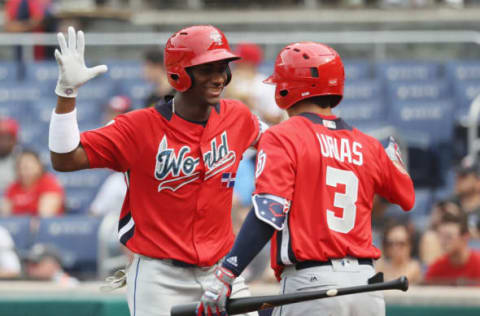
(49, 25, 263, 316)
(197, 42, 415, 316)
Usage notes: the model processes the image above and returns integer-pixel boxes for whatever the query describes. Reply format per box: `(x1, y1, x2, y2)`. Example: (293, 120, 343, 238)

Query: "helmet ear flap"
(167, 66, 192, 92)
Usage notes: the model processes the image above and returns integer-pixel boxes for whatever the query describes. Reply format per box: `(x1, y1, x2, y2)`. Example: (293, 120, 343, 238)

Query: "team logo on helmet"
(210, 30, 223, 45)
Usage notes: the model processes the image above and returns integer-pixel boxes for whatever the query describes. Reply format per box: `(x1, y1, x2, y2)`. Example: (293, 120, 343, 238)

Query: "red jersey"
(424, 250, 480, 286)
(6, 172, 64, 215)
(254, 113, 415, 277)
(80, 99, 261, 266)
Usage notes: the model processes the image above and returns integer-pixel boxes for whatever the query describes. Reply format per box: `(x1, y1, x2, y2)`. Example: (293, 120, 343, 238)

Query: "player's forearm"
(222, 208, 275, 276)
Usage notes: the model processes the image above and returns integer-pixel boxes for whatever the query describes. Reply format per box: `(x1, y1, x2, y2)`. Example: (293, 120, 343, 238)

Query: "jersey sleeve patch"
(252, 194, 291, 231)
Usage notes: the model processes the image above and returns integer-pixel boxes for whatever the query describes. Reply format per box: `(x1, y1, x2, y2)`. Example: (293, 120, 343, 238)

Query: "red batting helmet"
(264, 42, 344, 110)
(164, 25, 240, 92)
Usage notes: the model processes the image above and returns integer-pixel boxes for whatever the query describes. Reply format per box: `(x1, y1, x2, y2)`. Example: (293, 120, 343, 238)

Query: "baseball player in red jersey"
(48, 25, 264, 316)
(197, 42, 415, 316)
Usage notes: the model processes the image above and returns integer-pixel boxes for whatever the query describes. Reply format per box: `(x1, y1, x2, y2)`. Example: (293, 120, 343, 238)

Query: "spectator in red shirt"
(1, 149, 64, 217)
(424, 210, 480, 286)
(4, 0, 57, 75)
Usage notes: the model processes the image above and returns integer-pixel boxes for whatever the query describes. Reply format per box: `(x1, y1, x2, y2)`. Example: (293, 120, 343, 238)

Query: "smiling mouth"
(207, 87, 223, 96)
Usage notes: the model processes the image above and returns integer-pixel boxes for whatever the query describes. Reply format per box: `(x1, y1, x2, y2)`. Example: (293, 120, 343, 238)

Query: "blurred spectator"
(102, 95, 132, 125)
(376, 222, 422, 284)
(419, 199, 461, 266)
(24, 243, 79, 287)
(453, 155, 480, 238)
(0, 117, 20, 194)
(142, 48, 173, 108)
(424, 211, 480, 286)
(4, 0, 57, 66)
(0, 225, 21, 279)
(1, 149, 64, 217)
(225, 42, 285, 125)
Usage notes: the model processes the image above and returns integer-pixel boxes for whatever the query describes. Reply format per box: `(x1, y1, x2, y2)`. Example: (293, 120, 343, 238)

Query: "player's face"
(188, 60, 230, 105)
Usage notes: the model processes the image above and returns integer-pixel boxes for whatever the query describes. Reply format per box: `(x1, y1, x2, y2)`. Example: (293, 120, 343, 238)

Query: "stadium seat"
(333, 99, 387, 127)
(117, 78, 153, 108)
(75, 100, 105, 126)
(0, 216, 33, 255)
(375, 61, 441, 81)
(343, 79, 382, 101)
(75, 80, 117, 104)
(343, 60, 372, 81)
(389, 99, 455, 188)
(451, 79, 480, 121)
(0, 61, 19, 82)
(29, 97, 57, 124)
(0, 81, 42, 103)
(64, 187, 99, 214)
(57, 169, 110, 190)
(0, 101, 31, 124)
(104, 60, 143, 81)
(26, 61, 58, 93)
(33, 216, 102, 275)
(18, 121, 49, 150)
(446, 60, 480, 81)
(389, 99, 455, 143)
(386, 80, 450, 102)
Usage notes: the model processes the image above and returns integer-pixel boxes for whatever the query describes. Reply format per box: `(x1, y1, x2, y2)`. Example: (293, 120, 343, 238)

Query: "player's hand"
(196, 266, 235, 316)
(54, 26, 108, 98)
(385, 136, 407, 174)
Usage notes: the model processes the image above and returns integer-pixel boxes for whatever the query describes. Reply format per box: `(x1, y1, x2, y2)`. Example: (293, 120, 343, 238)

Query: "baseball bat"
(170, 276, 408, 316)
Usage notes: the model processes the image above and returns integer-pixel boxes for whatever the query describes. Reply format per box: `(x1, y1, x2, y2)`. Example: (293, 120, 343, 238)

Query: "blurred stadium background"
(1, 0, 480, 315)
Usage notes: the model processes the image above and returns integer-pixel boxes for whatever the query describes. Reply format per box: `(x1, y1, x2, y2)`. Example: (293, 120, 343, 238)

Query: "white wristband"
(48, 108, 80, 153)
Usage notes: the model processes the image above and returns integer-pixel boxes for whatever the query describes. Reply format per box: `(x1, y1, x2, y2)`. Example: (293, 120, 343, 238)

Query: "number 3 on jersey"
(326, 166, 359, 234)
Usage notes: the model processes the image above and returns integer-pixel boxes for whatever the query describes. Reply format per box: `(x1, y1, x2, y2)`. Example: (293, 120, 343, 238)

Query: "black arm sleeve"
(221, 207, 275, 276)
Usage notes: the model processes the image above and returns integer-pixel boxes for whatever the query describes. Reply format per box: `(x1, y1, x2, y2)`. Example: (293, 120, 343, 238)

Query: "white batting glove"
(54, 26, 108, 98)
(197, 266, 235, 316)
(385, 136, 407, 174)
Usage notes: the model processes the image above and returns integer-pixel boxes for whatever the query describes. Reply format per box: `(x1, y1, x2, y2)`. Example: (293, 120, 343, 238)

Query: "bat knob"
(399, 276, 409, 292)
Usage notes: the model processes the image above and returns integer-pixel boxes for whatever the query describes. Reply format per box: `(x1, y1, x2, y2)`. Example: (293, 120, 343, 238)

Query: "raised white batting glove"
(54, 26, 108, 98)
(385, 136, 407, 174)
(197, 266, 235, 316)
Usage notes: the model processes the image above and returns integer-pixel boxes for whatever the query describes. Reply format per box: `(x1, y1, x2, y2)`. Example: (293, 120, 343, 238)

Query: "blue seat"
(117, 78, 153, 108)
(29, 97, 58, 124)
(0, 101, 31, 124)
(0, 61, 19, 82)
(344, 60, 372, 81)
(104, 60, 143, 81)
(33, 216, 101, 273)
(452, 79, 480, 120)
(386, 80, 450, 102)
(64, 187, 98, 214)
(57, 169, 110, 190)
(0, 216, 33, 255)
(18, 121, 49, 150)
(343, 79, 382, 101)
(389, 99, 454, 143)
(0, 82, 42, 103)
(75, 100, 105, 126)
(375, 61, 441, 81)
(446, 60, 480, 81)
(333, 99, 387, 127)
(389, 99, 455, 188)
(25, 61, 58, 93)
(75, 80, 117, 104)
